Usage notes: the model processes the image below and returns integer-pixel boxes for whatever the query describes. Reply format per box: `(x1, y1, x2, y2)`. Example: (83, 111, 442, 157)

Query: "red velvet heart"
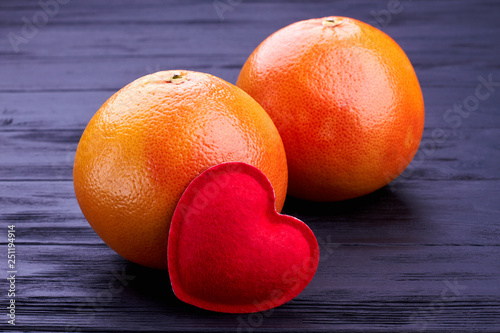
(168, 162, 319, 313)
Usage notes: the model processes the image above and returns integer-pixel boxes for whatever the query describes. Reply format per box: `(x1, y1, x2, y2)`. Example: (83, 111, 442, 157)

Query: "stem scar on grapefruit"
(237, 16, 425, 201)
(73, 70, 288, 270)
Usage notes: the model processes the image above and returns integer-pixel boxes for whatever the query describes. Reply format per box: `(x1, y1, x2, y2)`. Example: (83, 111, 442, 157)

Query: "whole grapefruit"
(73, 70, 288, 269)
(237, 16, 425, 201)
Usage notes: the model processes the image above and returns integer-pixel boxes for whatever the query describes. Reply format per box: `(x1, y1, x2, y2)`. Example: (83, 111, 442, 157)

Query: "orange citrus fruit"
(73, 70, 288, 269)
(237, 16, 425, 201)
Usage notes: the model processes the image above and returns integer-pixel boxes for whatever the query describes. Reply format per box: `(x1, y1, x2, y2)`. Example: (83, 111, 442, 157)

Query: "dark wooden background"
(1, 0, 499, 332)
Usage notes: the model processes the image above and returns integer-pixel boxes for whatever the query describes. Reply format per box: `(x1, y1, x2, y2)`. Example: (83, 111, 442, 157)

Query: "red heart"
(168, 162, 319, 313)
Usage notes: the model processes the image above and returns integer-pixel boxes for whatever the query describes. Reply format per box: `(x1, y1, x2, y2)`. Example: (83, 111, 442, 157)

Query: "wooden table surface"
(1, 0, 499, 332)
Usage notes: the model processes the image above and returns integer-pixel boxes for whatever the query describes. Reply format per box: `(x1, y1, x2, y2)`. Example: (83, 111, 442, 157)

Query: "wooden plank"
(1, 8, 498, 63)
(6, 244, 500, 332)
(0, 1, 499, 91)
(0, 38, 499, 92)
(1, 82, 500, 131)
(1, 180, 499, 246)
(1, 127, 499, 181)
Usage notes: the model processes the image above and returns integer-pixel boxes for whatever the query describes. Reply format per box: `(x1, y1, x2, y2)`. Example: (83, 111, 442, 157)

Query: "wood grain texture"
(1, 0, 499, 332)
